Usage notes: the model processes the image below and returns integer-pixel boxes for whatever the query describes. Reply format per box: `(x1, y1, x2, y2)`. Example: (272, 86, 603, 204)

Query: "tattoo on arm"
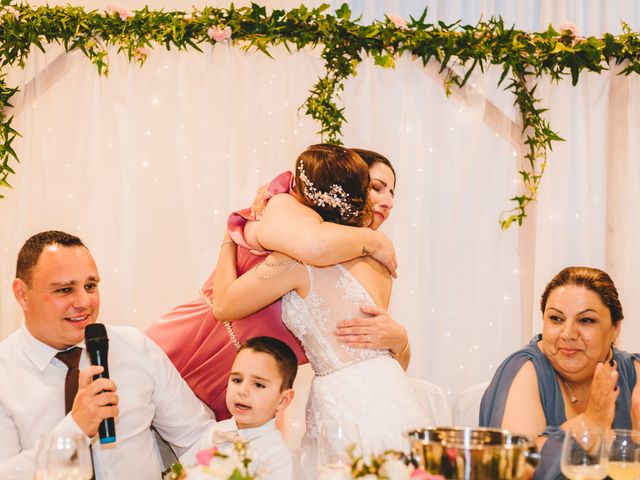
(361, 245, 371, 255)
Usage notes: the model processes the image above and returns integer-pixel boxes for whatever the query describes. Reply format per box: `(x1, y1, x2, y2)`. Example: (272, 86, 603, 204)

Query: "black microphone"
(85, 323, 116, 444)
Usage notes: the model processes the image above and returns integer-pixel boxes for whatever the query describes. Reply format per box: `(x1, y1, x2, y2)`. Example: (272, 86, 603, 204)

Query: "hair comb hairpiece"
(298, 162, 357, 219)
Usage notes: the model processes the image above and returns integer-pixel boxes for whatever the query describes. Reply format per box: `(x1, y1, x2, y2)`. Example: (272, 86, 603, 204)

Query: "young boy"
(214, 336, 298, 479)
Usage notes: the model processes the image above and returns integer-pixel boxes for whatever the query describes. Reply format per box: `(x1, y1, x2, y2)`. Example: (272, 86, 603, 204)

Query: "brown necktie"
(55, 347, 83, 414)
(55, 347, 96, 480)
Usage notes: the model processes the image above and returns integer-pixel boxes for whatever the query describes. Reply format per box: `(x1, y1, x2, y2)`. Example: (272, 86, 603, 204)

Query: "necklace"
(254, 259, 300, 279)
(562, 379, 586, 404)
(264, 258, 299, 268)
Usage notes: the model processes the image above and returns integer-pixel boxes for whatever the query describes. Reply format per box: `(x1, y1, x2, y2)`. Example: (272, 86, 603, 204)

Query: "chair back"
(408, 377, 451, 426)
(451, 380, 490, 427)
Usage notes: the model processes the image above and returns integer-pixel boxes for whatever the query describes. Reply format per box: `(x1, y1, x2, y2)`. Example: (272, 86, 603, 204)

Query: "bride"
(211, 144, 432, 475)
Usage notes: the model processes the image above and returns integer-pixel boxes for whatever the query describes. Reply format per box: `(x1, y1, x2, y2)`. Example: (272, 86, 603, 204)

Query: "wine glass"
(42, 432, 93, 480)
(317, 422, 358, 480)
(607, 429, 640, 480)
(0, 463, 31, 480)
(34, 434, 50, 480)
(560, 426, 608, 480)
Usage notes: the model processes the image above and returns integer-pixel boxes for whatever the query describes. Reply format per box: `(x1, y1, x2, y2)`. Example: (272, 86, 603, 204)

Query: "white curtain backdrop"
(1, 0, 639, 402)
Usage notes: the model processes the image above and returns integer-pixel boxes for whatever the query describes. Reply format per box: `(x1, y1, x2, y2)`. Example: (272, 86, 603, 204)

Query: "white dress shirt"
(212, 418, 295, 480)
(0, 324, 217, 479)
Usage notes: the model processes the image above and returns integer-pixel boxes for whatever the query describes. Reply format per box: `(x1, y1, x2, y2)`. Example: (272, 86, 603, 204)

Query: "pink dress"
(146, 172, 308, 420)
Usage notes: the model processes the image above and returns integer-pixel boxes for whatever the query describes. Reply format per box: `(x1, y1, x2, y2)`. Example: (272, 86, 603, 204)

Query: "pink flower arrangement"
(208, 25, 232, 42)
(387, 13, 408, 30)
(350, 448, 448, 479)
(107, 4, 133, 21)
(166, 442, 254, 479)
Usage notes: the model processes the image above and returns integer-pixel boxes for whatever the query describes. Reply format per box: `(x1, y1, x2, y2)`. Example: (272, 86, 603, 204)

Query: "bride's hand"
(333, 305, 407, 354)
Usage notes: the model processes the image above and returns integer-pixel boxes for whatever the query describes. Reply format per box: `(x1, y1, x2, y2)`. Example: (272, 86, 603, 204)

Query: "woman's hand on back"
(369, 230, 397, 278)
(333, 305, 409, 370)
(250, 182, 269, 219)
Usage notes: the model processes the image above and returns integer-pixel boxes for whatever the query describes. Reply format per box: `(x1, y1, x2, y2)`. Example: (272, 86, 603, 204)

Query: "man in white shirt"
(0, 230, 219, 479)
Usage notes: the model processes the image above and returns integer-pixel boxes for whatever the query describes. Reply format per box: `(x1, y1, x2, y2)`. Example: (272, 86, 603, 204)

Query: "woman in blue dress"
(480, 266, 640, 479)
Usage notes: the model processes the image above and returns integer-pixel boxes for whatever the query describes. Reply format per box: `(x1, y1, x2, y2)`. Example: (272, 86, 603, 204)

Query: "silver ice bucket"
(406, 427, 540, 480)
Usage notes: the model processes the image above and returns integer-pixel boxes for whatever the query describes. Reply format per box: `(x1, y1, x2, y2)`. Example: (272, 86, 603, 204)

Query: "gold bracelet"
(220, 240, 234, 248)
(390, 339, 410, 358)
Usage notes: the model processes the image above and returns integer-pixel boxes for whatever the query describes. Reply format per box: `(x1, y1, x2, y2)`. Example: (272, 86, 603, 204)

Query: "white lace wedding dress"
(282, 264, 433, 478)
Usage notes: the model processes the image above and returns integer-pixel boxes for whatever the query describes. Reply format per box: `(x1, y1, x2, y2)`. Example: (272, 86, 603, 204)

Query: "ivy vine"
(1, 2, 639, 228)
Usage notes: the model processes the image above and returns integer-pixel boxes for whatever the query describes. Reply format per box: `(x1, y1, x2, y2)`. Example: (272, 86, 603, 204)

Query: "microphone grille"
(85, 323, 108, 341)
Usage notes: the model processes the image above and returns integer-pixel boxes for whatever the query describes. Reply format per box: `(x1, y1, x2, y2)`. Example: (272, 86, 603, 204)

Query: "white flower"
(206, 455, 240, 478)
(185, 466, 216, 480)
(184, 451, 242, 479)
(380, 457, 413, 479)
(318, 467, 352, 480)
(185, 457, 238, 479)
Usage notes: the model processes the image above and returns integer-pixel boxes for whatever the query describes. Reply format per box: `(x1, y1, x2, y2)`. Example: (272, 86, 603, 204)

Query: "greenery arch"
(1, 2, 639, 228)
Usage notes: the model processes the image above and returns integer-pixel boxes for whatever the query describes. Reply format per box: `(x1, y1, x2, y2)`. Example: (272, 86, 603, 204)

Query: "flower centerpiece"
(164, 439, 257, 480)
(163, 441, 445, 479)
(349, 448, 444, 480)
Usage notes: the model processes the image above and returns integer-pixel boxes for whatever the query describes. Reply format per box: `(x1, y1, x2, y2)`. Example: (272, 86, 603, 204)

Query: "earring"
(609, 344, 615, 366)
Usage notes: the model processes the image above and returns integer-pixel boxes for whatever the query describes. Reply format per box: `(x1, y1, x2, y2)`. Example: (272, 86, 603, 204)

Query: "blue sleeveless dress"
(479, 335, 639, 479)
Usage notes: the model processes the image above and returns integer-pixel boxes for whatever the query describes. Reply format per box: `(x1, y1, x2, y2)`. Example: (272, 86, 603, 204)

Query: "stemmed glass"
(36, 432, 93, 480)
(317, 422, 358, 480)
(607, 429, 640, 480)
(0, 462, 30, 480)
(560, 426, 608, 480)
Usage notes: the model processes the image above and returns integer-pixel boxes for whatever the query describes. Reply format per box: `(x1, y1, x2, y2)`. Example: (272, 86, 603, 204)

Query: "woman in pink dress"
(146, 147, 406, 420)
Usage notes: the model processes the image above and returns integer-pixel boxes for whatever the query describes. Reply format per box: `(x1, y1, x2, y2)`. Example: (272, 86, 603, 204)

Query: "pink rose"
(207, 25, 232, 42)
(558, 22, 579, 37)
(387, 13, 408, 30)
(411, 469, 445, 480)
(195, 447, 217, 466)
(107, 4, 133, 21)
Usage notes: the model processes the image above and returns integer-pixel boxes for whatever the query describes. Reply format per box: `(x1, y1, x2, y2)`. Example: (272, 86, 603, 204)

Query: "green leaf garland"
(1, 3, 639, 228)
